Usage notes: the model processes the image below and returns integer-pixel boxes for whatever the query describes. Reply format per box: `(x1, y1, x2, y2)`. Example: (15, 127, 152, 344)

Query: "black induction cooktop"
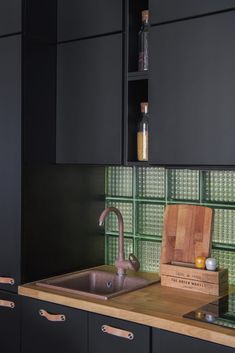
(184, 292, 235, 330)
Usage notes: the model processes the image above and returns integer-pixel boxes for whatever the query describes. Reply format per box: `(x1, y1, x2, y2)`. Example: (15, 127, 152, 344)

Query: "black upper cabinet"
(89, 313, 150, 353)
(57, 0, 123, 42)
(22, 297, 88, 353)
(150, 0, 235, 25)
(149, 11, 235, 166)
(152, 329, 234, 353)
(0, 0, 21, 37)
(0, 35, 21, 292)
(57, 34, 122, 165)
(0, 291, 20, 353)
(0, 0, 105, 295)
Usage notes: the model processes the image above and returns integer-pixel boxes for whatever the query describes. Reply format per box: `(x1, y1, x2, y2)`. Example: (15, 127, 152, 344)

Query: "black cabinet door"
(0, 35, 21, 292)
(150, 0, 235, 25)
(89, 313, 150, 353)
(0, 291, 20, 353)
(57, 0, 123, 42)
(21, 297, 88, 353)
(0, 0, 21, 37)
(152, 329, 234, 353)
(149, 11, 235, 166)
(57, 34, 122, 165)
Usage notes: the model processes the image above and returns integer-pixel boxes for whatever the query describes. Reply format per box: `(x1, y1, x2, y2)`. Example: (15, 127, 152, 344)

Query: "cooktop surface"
(184, 292, 235, 330)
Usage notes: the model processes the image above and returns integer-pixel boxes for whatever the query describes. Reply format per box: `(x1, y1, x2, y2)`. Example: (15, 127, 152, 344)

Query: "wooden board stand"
(161, 263, 228, 296)
(160, 205, 229, 296)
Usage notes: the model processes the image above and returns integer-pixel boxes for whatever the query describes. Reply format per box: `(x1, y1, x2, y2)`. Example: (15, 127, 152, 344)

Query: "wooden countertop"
(18, 266, 235, 348)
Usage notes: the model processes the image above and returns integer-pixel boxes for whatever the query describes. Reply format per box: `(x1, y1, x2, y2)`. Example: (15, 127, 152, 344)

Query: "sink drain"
(106, 281, 112, 288)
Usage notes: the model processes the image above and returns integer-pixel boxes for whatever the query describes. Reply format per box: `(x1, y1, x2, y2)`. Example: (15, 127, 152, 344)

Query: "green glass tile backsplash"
(105, 167, 235, 284)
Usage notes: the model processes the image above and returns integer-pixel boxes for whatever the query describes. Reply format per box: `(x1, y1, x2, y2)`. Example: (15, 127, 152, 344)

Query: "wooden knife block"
(160, 204, 228, 296)
(160, 263, 228, 296)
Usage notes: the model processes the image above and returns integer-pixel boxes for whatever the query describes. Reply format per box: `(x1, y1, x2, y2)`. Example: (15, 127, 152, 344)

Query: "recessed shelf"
(127, 79, 148, 163)
(128, 0, 149, 72)
(125, 0, 149, 165)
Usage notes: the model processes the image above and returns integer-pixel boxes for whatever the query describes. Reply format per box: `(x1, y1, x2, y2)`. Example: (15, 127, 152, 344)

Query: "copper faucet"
(99, 207, 140, 276)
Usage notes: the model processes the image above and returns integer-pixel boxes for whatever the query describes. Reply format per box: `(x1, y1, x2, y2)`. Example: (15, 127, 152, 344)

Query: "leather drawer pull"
(0, 300, 15, 309)
(101, 325, 134, 340)
(0, 277, 15, 285)
(39, 309, 66, 322)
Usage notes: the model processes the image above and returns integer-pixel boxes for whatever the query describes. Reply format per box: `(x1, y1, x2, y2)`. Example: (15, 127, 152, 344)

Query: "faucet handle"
(128, 254, 140, 272)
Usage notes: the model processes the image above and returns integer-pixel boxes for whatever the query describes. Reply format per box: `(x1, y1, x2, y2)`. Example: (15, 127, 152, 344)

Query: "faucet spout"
(99, 207, 125, 262)
(99, 207, 140, 276)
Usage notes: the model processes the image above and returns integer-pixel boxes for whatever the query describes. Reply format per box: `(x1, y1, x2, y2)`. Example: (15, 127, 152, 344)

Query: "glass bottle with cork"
(137, 102, 149, 161)
(138, 10, 149, 71)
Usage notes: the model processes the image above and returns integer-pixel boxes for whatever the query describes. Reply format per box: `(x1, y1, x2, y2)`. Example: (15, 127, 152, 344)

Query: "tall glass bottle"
(137, 102, 149, 161)
(138, 10, 149, 71)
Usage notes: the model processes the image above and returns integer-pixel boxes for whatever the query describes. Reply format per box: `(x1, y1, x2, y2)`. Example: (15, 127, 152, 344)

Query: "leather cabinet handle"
(101, 325, 134, 340)
(0, 277, 15, 285)
(39, 309, 66, 322)
(0, 300, 15, 309)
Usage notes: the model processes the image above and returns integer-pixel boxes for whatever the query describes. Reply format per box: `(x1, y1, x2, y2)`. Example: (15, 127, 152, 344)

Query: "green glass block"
(168, 169, 200, 201)
(212, 249, 235, 285)
(107, 236, 133, 265)
(136, 167, 165, 199)
(106, 166, 133, 197)
(137, 203, 164, 237)
(105, 201, 133, 234)
(213, 209, 235, 244)
(203, 170, 235, 204)
(228, 294, 235, 314)
(105, 165, 235, 282)
(137, 240, 161, 272)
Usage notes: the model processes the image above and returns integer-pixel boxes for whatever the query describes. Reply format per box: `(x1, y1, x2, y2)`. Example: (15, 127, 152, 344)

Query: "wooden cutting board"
(161, 204, 213, 265)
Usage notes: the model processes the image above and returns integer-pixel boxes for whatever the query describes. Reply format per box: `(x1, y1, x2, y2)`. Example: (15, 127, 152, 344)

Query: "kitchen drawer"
(89, 313, 150, 353)
(150, 0, 235, 25)
(21, 297, 88, 353)
(0, 291, 20, 353)
(152, 329, 234, 353)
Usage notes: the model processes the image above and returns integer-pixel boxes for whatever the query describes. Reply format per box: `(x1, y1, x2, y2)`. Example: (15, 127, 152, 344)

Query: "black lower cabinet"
(0, 291, 20, 353)
(152, 329, 234, 353)
(21, 297, 88, 353)
(20, 299, 235, 353)
(89, 313, 150, 353)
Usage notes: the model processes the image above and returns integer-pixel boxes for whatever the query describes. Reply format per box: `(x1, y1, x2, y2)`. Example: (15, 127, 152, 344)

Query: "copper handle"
(101, 325, 134, 340)
(0, 300, 15, 309)
(39, 309, 66, 322)
(0, 277, 15, 285)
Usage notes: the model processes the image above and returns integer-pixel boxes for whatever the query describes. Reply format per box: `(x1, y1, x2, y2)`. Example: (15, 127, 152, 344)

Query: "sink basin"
(36, 268, 159, 300)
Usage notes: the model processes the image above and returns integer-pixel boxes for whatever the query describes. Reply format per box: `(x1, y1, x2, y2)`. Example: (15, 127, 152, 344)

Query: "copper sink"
(36, 268, 159, 300)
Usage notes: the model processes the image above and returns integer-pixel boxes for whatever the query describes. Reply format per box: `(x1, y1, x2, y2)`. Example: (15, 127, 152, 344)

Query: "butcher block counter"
(18, 266, 235, 349)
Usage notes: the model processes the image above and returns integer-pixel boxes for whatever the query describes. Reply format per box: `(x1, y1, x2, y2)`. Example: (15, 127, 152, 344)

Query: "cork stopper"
(142, 10, 149, 23)
(141, 102, 148, 114)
